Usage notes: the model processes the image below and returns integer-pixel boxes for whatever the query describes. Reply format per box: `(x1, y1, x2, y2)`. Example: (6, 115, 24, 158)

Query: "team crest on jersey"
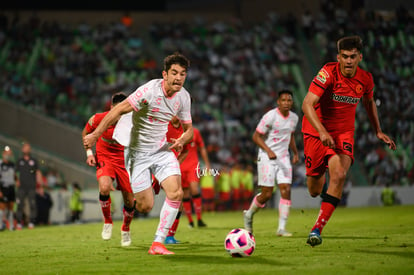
(355, 84, 363, 94)
(316, 68, 329, 84)
(140, 99, 149, 106)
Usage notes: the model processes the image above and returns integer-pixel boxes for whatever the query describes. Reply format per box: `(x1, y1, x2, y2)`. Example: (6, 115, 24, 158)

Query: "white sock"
(246, 194, 265, 218)
(278, 198, 291, 231)
(154, 198, 180, 243)
(8, 211, 14, 230)
(0, 210, 3, 228)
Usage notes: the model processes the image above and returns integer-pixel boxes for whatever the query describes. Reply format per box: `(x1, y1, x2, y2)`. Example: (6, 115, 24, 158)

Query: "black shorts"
(0, 186, 16, 203)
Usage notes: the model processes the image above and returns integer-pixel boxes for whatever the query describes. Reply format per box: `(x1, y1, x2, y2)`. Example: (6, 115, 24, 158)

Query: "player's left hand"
(377, 132, 396, 150)
(169, 138, 184, 152)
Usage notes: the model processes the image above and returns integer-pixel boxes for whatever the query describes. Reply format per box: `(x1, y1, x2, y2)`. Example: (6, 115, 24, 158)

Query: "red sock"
(167, 211, 181, 237)
(100, 196, 112, 224)
(192, 195, 202, 221)
(121, 206, 134, 231)
(311, 194, 340, 234)
(182, 199, 193, 223)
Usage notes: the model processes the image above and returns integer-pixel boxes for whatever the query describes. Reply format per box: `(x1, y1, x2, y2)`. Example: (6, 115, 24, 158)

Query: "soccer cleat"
(243, 210, 253, 233)
(148, 242, 175, 255)
(16, 223, 22, 230)
(165, 236, 181, 244)
(307, 228, 322, 247)
(197, 219, 207, 227)
(277, 229, 293, 237)
(28, 223, 35, 229)
(188, 221, 194, 229)
(101, 223, 113, 240)
(121, 230, 131, 247)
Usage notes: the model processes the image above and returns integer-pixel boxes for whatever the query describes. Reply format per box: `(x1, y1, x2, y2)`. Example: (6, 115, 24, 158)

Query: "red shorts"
(96, 156, 132, 193)
(181, 167, 199, 189)
(201, 188, 215, 200)
(242, 190, 253, 199)
(232, 188, 241, 200)
(303, 132, 354, 177)
(219, 192, 231, 201)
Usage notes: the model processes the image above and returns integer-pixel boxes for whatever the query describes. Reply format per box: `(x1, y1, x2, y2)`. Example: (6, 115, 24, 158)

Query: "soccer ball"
(224, 228, 256, 257)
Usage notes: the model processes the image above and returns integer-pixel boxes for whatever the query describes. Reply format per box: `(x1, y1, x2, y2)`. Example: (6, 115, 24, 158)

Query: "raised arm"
(83, 100, 133, 149)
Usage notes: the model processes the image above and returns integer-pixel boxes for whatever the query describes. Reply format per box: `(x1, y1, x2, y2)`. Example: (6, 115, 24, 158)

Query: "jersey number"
(304, 154, 312, 168)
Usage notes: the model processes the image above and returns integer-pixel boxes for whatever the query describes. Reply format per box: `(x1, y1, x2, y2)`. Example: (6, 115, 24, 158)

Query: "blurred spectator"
(381, 183, 396, 206)
(35, 185, 53, 225)
(15, 142, 43, 229)
(0, 146, 17, 231)
(69, 182, 83, 223)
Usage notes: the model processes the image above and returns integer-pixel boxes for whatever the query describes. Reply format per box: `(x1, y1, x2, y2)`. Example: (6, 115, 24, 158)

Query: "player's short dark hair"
(337, 35, 363, 52)
(163, 52, 190, 72)
(278, 89, 293, 99)
(111, 92, 127, 105)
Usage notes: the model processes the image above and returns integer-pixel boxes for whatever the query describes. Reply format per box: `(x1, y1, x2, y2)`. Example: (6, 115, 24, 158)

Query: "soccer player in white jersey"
(83, 52, 193, 255)
(243, 90, 299, 237)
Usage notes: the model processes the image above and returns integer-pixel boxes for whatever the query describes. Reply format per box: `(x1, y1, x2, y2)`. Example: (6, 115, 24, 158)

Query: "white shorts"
(257, 153, 292, 187)
(124, 145, 181, 193)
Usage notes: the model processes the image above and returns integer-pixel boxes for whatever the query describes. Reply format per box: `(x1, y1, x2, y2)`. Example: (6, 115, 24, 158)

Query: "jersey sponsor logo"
(331, 93, 360, 104)
(316, 68, 329, 84)
(343, 142, 353, 153)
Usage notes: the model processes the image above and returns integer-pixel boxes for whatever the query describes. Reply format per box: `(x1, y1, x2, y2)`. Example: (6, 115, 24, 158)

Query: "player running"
(82, 92, 135, 247)
(302, 35, 396, 247)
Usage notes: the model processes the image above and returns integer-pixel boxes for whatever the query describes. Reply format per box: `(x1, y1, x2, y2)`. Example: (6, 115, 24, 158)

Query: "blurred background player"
(164, 115, 211, 244)
(199, 173, 215, 212)
(181, 123, 211, 228)
(244, 89, 299, 237)
(82, 92, 135, 247)
(0, 146, 17, 231)
(241, 163, 255, 210)
(164, 115, 190, 244)
(16, 142, 43, 229)
(302, 36, 396, 247)
(216, 164, 231, 211)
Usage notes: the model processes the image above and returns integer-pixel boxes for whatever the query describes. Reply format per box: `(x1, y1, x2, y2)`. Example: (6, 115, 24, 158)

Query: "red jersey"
(302, 62, 374, 136)
(167, 122, 183, 157)
(181, 128, 205, 171)
(85, 111, 124, 159)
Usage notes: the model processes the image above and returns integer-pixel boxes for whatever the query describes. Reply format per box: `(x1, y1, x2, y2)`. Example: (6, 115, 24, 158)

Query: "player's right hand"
(319, 131, 335, 149)
(86, 156, 96, 166)
(83, 133, 98, 149)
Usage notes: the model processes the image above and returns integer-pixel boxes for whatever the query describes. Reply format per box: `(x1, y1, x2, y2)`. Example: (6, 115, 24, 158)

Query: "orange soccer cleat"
(148, 242, 175, 255)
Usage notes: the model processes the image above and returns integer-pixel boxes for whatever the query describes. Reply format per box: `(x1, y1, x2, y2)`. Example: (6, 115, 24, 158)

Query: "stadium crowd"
(0, 5, 413, 192)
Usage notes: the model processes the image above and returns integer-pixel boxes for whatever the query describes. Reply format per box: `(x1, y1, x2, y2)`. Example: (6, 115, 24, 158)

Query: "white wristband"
(86, 149, 93, 157)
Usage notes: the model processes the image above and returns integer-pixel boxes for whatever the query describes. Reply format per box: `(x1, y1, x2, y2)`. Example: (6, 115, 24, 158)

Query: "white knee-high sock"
(154, 198, 181, 243)
(246, 194, 265, 218)
(278, 198, 291, 231)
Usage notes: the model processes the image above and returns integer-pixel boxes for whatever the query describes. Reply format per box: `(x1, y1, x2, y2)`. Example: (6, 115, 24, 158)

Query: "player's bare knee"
(135, 202, 153, 214)
(330, 169, 347, 184)
(167, 189, 183, 201)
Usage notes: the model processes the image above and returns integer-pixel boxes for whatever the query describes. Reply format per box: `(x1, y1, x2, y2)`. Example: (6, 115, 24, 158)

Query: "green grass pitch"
(1, 205, 413, 275)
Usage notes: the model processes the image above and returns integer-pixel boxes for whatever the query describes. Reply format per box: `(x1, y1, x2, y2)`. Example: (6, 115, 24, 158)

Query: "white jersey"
(113, 79, 192, 152)
(256, 108, 298, 159)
